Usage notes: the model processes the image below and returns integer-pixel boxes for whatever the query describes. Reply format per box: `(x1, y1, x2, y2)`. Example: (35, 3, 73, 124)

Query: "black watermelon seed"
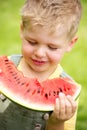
(45, 93, 48, 99)
(53, 91, 56, 96)
(59, 88, 63, 92)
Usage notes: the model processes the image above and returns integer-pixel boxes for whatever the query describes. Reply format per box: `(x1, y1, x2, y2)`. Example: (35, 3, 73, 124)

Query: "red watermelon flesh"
(0, 56, 81, 111)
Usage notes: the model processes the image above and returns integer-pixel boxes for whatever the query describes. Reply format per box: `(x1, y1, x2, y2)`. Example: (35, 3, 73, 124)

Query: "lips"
(32, 59, 46, 66)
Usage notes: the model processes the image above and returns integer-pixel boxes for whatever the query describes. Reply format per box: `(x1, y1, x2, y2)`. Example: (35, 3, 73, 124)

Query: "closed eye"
(48, 45, 58, 50)
(28, 40, 37, 45)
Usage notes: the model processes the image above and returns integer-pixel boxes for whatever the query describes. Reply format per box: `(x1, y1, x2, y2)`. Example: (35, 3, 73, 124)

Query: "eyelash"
(48, 46, 58, 50)
(27, 40, 58, 50)
(28, 40, 37, 45)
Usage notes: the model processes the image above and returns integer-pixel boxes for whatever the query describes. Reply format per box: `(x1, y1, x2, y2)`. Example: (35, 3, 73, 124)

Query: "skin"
(20, 23, 78, 130)
(46, 93, 77, 130)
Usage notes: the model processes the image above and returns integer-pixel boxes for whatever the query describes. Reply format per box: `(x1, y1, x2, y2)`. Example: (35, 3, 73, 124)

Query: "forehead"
(24, 20, 68, 37)
(23, 23, 69, 45)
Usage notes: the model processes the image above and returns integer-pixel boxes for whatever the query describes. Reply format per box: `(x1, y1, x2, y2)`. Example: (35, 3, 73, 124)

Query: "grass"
(0, 0, 87, 130)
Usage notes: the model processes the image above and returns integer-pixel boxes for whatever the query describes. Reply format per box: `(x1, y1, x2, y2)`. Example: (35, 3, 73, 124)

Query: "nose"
(34, 46, 46, 58)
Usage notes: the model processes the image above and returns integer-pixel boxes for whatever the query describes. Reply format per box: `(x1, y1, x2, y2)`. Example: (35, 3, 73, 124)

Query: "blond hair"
(21, 0, 82, 39)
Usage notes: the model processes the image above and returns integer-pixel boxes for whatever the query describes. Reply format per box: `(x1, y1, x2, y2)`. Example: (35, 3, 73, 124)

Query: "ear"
(66, 36, 78, 52)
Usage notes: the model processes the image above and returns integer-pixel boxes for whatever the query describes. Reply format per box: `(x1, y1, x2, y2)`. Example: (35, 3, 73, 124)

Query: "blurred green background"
(0, 0, 87, 130)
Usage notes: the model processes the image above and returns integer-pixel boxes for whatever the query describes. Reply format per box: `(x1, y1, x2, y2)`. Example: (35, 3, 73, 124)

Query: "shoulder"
(49, 64, 73, 80)
(50, 64, 81, 86)
(60, 66, 82, 94)
(8, 54, 22, 66)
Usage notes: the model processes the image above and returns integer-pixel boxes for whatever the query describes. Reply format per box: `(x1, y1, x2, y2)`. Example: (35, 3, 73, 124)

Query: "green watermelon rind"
(0, 81, 81, 111)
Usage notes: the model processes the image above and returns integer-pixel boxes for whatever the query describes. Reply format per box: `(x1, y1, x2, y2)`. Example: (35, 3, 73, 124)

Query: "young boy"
(0, 0, 82, 130)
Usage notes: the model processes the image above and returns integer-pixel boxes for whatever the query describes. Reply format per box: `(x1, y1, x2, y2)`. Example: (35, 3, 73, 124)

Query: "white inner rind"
(0, 82, 81, 111)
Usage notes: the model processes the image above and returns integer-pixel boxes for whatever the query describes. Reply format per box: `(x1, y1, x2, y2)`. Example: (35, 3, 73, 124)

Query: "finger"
(59, 93, 66, 117)
(65, 99, 72, 117)
(54, 98, 60, 116)
(66, 95, 77, 113)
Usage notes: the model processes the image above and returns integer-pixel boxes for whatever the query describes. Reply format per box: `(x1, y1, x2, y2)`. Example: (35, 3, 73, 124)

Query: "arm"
(45, 93, 77, 130)
(46, 118, 64, 130)
(46, 122, 64, 130)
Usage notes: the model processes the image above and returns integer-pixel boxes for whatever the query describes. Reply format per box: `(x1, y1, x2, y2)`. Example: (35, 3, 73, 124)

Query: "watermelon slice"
(0, 56, 81, 111)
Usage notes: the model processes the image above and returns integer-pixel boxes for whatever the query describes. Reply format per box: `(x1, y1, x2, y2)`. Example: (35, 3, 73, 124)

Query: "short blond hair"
(21, 0, 82, 39)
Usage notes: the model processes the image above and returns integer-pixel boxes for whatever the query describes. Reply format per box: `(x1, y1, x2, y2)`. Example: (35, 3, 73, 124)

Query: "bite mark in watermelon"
(0, 56, 81, 111)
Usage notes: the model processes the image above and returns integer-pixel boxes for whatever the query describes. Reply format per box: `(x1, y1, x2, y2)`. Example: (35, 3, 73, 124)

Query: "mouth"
(32, 59, 47, 66)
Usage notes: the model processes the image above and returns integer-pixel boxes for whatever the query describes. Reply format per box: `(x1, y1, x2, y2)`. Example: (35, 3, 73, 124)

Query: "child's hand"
(49, 92, 77, 124)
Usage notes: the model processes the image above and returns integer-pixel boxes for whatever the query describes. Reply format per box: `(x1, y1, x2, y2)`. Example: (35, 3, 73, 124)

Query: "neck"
(18, 58, 57, 81)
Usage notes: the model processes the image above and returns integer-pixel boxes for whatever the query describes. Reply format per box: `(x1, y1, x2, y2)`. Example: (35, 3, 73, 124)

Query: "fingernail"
(0, 69, 2, 73)
(67, 95, 71, 98)
(56, 98, 58, 102)
(59, 92, 65, 96)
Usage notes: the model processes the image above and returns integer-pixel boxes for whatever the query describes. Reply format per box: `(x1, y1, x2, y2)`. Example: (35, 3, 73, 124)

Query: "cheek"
(22, 40, 33, 54)
(22, 43, 33, 56)
(50, 54, 61, 63)
(49, 51, 65, 63)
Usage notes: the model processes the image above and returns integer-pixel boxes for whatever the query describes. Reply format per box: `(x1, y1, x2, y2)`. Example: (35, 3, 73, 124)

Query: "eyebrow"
(26, 35, 61, 47)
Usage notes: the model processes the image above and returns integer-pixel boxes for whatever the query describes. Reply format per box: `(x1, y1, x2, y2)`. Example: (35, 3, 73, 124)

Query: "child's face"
(20, 24, 74, 73)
